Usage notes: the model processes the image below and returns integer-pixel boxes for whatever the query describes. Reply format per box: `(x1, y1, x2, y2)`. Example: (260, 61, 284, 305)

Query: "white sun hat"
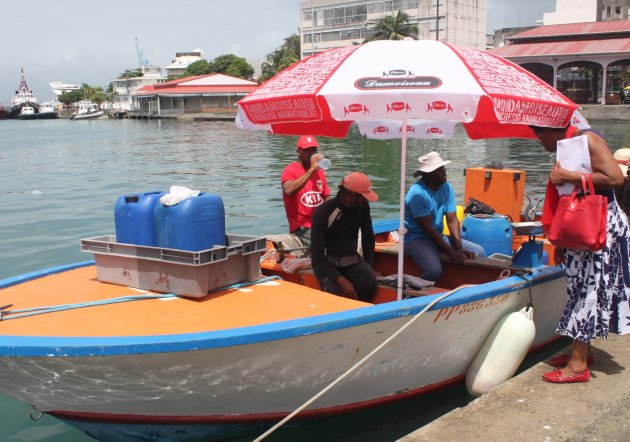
(614, 148, 630, 176)
(413, 151, 452, 177)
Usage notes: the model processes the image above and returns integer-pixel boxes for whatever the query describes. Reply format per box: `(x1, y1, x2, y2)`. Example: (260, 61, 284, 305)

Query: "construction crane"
(135, 37, 151, 68)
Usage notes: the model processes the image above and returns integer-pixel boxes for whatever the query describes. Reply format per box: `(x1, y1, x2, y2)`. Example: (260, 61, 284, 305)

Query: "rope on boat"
(0, 294, 178, 320)
(213, 275, 282, 291)
(0, 275, 283, 321)
(253, 284, 476, 442)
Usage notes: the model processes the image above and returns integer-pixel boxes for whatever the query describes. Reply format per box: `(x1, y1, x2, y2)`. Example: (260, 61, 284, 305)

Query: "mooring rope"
(0, 275, 283, 320)
(253, 284, 475, 442)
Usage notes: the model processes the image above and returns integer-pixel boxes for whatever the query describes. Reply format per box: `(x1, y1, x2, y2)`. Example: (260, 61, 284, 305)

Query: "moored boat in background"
(0, 100, 6, 120)
(70, 100, 104, 120)
(8, 68, 39, 119)
(36, 101, 59, 119)
(17, 105, 36, 120)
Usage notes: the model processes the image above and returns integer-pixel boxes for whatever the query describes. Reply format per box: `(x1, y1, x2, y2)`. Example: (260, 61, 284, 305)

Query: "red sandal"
(542, 368, 590, 383)
(547, 353, 594, 367)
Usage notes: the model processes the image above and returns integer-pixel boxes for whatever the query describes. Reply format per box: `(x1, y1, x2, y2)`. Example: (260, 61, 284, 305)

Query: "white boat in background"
(11, 69, 38, 107)
(70, 100, 104, 120)
(17, 105, 36, 120)
(36, 101, 59, 119)
(8, 68, 38, 119)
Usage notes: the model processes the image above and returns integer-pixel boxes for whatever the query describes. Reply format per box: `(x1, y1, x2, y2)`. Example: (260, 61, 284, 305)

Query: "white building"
(132, 73, 258, 117)
(164, 49, 204, 79)
(49, 82, 80, 96)
(543, 0, 629, 25)
(299, 0, 487, 58)
(111, 66, 166, 111)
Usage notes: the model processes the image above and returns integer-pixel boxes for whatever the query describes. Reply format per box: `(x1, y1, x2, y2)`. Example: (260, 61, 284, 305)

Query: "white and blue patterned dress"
(557, 193, 630, 342)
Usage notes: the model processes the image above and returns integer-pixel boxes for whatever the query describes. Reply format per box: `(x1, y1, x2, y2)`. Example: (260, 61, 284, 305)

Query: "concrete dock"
(401, 334, 630, 441)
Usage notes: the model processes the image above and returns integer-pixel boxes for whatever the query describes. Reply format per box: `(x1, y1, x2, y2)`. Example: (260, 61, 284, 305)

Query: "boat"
(0, 100, 6, 120)
(8, 68, 39, 119)
(36, 101, 59, 119)
(17, 105, 36, 120)
(0, 167, 566, 442)
(70, 100, 105, 120)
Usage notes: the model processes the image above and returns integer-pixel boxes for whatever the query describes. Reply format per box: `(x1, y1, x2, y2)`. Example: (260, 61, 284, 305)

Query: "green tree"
(364, 10, 418, 42)
(208, 54, 254, 79)
(59, 89, 83, 105)
(58, 83, 110, 105)
(118, 68, 143, 79)
(89, 87, 109, 105)
(182, 60, 212, 77)
(259, 34, 301, 83)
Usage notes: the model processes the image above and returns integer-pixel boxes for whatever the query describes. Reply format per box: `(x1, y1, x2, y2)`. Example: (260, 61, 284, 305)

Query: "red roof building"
(490, 21, 630, 105)
(131, 73, 258, 117)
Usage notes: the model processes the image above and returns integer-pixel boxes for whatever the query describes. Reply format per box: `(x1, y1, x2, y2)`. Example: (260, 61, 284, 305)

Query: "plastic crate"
(80, 234, 266, 298)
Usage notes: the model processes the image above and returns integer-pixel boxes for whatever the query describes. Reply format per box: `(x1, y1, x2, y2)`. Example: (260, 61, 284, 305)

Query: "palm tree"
(259, 34, 301, 82)
(364, 10, 418, 42)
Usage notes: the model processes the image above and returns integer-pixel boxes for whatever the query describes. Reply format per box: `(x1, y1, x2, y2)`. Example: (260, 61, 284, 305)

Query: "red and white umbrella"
(237, 39, 581, 299)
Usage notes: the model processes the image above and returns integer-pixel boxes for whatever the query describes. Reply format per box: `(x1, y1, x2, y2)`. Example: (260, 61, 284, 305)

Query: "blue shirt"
(404, 180, 456, 243)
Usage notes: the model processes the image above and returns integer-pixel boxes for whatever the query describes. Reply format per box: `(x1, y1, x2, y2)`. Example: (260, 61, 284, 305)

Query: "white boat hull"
(0, 264, 565, 440)
(71, 110, 104, 120)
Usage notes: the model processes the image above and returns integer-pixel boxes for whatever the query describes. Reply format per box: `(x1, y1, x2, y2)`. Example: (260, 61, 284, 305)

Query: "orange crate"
(464, 167, 525, 222)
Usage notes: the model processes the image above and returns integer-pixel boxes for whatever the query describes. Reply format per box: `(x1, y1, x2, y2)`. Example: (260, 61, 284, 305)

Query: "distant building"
(49, 82, 80, 96)
(490, 21, 630, 105)
(131, 73, 258, 117)
(487, 0, 630, 48)
(299, 0, 487, 58)
(111, 66, 166, 111)
(544, 0, 629, 25)
(491, 26, 537, 49)
(164, 49, 204, 79)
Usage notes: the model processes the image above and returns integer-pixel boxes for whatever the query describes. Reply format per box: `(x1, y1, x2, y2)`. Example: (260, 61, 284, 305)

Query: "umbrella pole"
(397, 118, 408, 301)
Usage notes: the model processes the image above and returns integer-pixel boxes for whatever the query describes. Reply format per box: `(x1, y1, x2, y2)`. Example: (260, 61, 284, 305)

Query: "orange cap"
(341, 172, 378, 202)
(297, 135, 318, 149)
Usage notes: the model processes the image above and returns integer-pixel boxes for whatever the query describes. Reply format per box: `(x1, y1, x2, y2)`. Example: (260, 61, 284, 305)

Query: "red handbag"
(547, 174, 608, 251)
(541, 180, 559, 236)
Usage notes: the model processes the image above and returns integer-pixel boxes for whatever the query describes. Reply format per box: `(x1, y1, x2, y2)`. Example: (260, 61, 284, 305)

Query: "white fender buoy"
(466, 306, 536, 397)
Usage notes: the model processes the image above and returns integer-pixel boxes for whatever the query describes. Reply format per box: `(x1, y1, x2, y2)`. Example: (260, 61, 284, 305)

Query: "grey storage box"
(80, 234, 266, 298)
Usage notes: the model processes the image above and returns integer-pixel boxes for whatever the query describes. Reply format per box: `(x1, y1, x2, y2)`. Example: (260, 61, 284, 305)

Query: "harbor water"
(1, 119, 629, 441)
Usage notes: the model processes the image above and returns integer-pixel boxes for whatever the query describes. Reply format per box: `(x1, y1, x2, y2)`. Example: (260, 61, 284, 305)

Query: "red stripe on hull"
(51, 374, 465, 424)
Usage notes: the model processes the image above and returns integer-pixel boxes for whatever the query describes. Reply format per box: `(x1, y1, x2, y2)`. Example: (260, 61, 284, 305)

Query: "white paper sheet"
(556, 135, 592, 195)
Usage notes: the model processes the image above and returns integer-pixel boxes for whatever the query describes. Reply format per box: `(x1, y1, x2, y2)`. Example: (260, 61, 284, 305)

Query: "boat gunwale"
(0, 261, 565, 357)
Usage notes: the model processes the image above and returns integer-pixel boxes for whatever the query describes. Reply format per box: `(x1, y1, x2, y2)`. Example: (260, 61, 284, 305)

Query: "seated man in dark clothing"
(310, 171, 379, 302)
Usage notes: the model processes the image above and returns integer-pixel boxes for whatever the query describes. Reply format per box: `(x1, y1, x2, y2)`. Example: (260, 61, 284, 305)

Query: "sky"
(0, 0, 556, 104)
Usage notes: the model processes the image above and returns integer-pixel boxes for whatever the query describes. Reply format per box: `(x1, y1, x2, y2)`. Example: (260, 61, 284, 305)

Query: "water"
(1, 119, 628, 441)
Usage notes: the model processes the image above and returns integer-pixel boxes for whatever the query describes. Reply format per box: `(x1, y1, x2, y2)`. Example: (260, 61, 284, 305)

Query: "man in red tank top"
(281, 135, 330, 247)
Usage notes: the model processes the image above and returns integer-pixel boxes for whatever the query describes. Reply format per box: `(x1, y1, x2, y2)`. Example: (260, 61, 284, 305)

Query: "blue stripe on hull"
(0, 262, 565, 357)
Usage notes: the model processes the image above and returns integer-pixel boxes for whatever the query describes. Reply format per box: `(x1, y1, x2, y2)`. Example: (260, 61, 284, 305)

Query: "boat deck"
(0, 266, 369, 337)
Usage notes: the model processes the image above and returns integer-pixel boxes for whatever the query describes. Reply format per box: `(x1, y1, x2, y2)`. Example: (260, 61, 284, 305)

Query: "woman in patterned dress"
(531, 124, 630, 384)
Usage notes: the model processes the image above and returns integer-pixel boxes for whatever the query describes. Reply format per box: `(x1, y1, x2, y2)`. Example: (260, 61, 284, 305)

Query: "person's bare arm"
(282, 154, 323, 196)
(550, 131, 624, 190)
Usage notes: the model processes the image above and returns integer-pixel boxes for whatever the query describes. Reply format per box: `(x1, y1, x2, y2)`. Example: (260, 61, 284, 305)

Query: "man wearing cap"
(281, 135, 331, 247)
(614, 148, 630, 218)
(404, 151, 485, 282)
(310, 172, 378, 302)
